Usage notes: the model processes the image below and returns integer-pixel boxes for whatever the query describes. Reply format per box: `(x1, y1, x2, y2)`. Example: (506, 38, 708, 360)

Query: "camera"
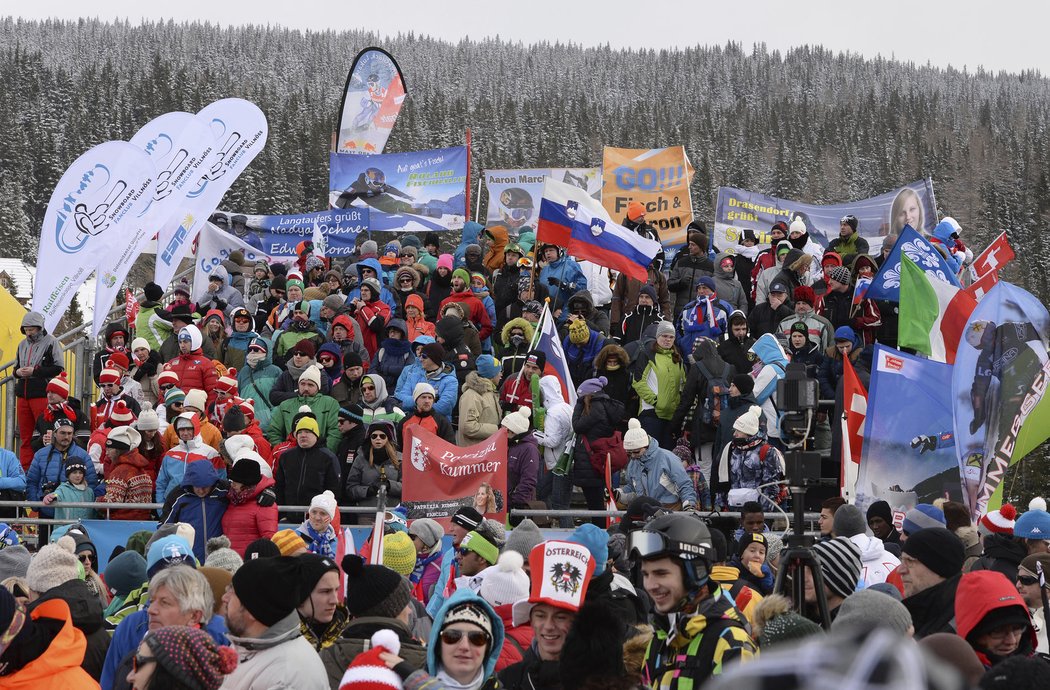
(40, 481, 59, 495)
(777, 363, 819, 446)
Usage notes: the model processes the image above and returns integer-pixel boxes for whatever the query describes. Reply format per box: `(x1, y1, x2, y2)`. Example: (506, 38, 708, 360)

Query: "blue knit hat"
(476, 354, 500, 380)
(901, 504, 946, 536)
(567, 523, 609, 576)
(834, 326, 857, 344)
(1015, 509, 1050, 540)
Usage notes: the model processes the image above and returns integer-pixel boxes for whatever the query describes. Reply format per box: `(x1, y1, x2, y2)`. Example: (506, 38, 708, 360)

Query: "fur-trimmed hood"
(500, 317, 535, 345)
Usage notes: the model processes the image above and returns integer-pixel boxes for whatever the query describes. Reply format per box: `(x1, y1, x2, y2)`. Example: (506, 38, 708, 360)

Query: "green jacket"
(266, 393, 342, 453)
(633, 347, 686, 421)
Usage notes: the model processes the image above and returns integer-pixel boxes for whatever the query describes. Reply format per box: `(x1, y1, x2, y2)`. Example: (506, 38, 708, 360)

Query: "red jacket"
(222, 475, 278, 555)
(4, 599, 99, 690)
(440, 291, 493, 341)
(97, 449, 155, 520)
(499, 375, 534, 411)
(955, 570, 1037, 666)
(493, 603, 535, 672)
(163, 349, 219, 407)
(354, 299, 392, 358)
(242, 421, 274, 465)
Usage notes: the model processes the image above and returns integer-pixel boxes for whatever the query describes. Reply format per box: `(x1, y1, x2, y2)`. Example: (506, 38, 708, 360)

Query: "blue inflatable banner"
(209, 209, 367, 257)
(713, 178, 937, 256)
(329, 146, 468, 233)
(855, 345, 963, 519)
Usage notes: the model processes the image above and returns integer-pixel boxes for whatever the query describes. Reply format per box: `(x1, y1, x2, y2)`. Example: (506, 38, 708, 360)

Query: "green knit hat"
(460, 531, 499, 565)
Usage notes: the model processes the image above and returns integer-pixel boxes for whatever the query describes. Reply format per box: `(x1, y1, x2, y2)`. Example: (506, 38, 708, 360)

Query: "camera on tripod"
(777, 362, 819, 450)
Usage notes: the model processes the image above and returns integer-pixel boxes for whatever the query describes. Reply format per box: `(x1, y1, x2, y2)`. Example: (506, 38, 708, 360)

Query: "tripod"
(772, 455, 832, 630)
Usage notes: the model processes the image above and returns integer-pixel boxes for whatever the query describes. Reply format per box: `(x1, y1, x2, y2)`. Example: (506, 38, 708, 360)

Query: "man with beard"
(440, 269, 494, 342)
(718, 311, 756, 375)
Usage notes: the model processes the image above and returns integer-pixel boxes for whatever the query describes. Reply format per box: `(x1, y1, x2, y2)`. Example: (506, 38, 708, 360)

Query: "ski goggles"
(628, 529, 713, 562)
(502, 206, 532, 222)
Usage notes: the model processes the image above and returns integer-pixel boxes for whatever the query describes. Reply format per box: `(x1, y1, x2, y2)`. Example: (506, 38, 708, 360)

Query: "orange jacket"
(3, 598, 99, 690)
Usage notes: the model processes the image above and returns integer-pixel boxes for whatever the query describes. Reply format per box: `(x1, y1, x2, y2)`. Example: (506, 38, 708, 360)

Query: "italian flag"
(898, 254, 977, 364)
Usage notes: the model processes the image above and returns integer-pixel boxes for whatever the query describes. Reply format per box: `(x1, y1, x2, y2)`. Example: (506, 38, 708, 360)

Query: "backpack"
(582, 432, 629, 475)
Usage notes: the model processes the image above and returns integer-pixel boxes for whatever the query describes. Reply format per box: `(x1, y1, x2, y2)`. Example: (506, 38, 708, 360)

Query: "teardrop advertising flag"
(335, 47, 407, 155)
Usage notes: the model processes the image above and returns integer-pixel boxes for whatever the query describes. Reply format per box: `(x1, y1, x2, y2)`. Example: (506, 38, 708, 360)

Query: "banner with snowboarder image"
(334, 47, 407, 155)
(208, 209, 367, 258)
(92, 112, 219, 337)
(483, 167, 601, 234)
(854, 345, 963, 520)
(951, 282, 1050, 518)
(34, 141, 156, 332)
(601, 146, 694, 251)
(712, 179, 937, 259)
(401, 425, 507, 528)
(154, 98, 268, 287)
(329, 146, 468, 232)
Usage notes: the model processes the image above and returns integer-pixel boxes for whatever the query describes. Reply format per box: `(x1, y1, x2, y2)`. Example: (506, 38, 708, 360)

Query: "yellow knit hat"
(270, 529, 308, 557)
(295, 415, 320, 437)
(382, 531, 417, 576)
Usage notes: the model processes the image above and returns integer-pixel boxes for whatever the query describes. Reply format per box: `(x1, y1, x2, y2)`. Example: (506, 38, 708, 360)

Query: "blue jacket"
(0, 449, 26, 494)
(344, 258, 399, 316)
(563, 329, 606, 388)
(453, 221, 484, 268)
(539, 255, 588, 318)
(101, 607, 228, 690)
(26, 444, 101, 518)
(427, 589, 505, 680)
(621, 437, 698, 507)
(931, 220, 963, 273)
(678, 296, 732, 355)
(164, 461, 227, 562)
(394, 362, 459, 419)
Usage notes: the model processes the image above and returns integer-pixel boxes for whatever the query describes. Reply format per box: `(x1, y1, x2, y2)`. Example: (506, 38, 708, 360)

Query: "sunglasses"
(133, 654, 156, 673)
(362, 385, 376, 391)
(78, 553, 92, 564)
(1018, 575, 1040, 587)
(159, 383, 175, 391)
(319, 357, 336, 364)
(371, 433, 387, 440)
(440, 629, 490, 647)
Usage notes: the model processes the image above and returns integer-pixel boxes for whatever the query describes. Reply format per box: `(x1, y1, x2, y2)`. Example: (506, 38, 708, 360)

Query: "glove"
(910, 435, 937, 455)
(256, 487, 277, 507)
(366, 484, 379, 497)
(547, 277, 560, 287)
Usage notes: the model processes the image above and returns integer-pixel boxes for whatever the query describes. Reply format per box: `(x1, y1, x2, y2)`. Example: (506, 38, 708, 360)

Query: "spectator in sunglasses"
(343, 422, 401, 524)
(1015, 554, 1050, 654)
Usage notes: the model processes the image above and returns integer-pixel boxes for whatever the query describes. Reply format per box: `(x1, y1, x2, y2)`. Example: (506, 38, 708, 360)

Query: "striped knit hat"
(215, 369, 238, 396)
(165, 387, 186, 406)
(99, 367, 121, 386)
(46, 372, 70, 399)
(339, 629, 403, 689)
(812, 537, 862, 599)
(978, 503, 1017, 536)
(157, 370, 180, 388)
(108, 400, 136, 426)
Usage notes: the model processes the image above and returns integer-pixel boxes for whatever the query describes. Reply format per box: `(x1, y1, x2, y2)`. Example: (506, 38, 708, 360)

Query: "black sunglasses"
(440, 629, 489, 647)
(1018, 575, 1040, 587)
(371, 432, 387, 440)
(133, 654, 156, 672)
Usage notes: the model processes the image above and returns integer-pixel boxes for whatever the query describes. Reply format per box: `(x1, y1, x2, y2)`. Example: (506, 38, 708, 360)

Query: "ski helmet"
(367, 73, 379, 86)
(965, 320, 993, 349)
(629, 513, 715, 599)
(364, 167, 386, 192)
(499, 187, 534, 228)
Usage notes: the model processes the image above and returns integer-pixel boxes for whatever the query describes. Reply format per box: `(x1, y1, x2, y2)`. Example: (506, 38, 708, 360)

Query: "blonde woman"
(473, 482, 497, 515)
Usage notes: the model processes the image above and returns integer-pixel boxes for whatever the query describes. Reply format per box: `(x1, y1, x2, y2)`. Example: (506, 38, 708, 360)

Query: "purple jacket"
(507, 431, 539, 506)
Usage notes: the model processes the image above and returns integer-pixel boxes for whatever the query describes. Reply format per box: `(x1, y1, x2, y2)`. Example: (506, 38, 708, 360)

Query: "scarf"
(285, 357, 316, 381)
(303, 523, 336, 558)
(436, 668, 485, 690)
(227, 485, 253, 505)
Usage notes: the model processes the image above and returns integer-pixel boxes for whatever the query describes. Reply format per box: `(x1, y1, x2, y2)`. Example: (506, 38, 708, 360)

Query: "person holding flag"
(847, 255, 882, 346)
(678, 277, 731, 355)
(537, 243, 587, 323)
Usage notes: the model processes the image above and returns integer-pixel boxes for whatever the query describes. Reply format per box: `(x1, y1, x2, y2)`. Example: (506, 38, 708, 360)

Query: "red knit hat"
(107, 351, 130, 371)
(793, 286, 816, 306)
(978, 503, 1017, 536)
(215, 369, 238, 396)
(108, 400, 136, 426)
(157, 370, 180, 388)
(47, 372, 70, 399)
(99, 367, 121, 386)
(338, 629, 403, 689)
(237, 398, 255, 422)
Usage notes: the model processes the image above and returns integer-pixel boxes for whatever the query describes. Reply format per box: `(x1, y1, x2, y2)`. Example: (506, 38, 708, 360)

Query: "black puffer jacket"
(571, 392, 625, 488)
(30, 578, 110, 680)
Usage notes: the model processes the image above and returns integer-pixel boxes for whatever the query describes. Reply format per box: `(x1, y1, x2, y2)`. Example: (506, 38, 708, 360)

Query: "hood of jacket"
(13, 599, 87, 682)
(566, 289, 595, 318)
(203, 308, 227, 329)
(463, 370, 495, 395)
(594, 342, 629, 372)
(361, 373, 391, 410)
(104, 321, 128, 345)
(782, 248, 804, 269)
(460, 221, 483, 247)
(749, 333, 788, 368)
(932, 220, 957, 245)
(849, 254, 879, 278)
(385, 318, 408, 339)
(427, 588, 505, 679)
(31, 578, 104, 635)
(209, 265, 230, 287)
(331, 314, 356, 338)
(848, 534, 888, 563)
(955, 570, 1037, 648)
(441, 300, 467, 321)
(500, 318, 535, 346)
(980, 533, 1027, 564)
(538, 375, 566, 406)
(179, 324, 204, 351)
(435, 315, 464, 348)
(181, 459, 219, 489)
(21, 310, 46, 335)
(355, 257, 384, 282)
(395, 266, 422, 290)
(714, 251, 736, 279)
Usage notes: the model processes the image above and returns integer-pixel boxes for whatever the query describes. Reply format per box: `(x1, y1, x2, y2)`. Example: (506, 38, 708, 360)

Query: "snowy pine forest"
(1, 18, 1049, 299)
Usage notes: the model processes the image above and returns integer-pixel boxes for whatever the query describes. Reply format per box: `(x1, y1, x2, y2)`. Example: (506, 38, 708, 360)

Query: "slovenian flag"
(537, 177, 662, 282)
(529, 302, 578, 407)
(898, 254, 977, 364)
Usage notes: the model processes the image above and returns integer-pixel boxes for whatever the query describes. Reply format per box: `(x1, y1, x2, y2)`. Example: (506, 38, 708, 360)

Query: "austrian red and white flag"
(841, 355, 867, 502)
(969, 232, 1015, 280)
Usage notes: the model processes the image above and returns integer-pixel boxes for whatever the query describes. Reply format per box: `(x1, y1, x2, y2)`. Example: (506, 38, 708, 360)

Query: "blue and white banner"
(92, 112, 218, 337)
(210, 209, 367, 258)
(329, 146, 468, 233)
(34, 141, 157, 331)
(155, 98, 268, 287)
(855, 345, 963, 516)
(866, 227, 961, 301)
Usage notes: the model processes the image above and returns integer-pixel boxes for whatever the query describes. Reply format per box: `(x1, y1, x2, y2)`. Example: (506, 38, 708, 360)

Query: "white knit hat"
(501, 406, 531, 436)
(413, 382, 436, 401)
(136, 408, 160, 432)
(25, 536, 80, 594)
(310, 490, 338, 519)
(479, 551, 531, 608)
(131, 337, 150, 352)
(623, 418, 649, 451)
(789, 215, 807, 236)
(299, 364, 322, 388)
(733, 406, 763, 436)
(184, 389, 207, 412)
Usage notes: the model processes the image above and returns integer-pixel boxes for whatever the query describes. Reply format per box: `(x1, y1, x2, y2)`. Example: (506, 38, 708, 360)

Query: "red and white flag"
(965, 269, 1000, 302)
(841, 355, 867, 501)
(124, 289, 139, 325)
(969, 232, 1015, 280)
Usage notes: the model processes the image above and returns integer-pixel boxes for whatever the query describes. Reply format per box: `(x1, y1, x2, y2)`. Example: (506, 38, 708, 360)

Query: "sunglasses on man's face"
(362, 384, 376, 391)
(440, 629, 489, 647)
(78, 553, 92, 564)
(159, 384, 175, 391)
(1018, 575, 1040, 587)
(319, 357, 336, 365)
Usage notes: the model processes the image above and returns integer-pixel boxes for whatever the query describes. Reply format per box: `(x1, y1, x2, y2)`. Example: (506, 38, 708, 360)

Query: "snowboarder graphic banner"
(335, 47, 407, 155)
